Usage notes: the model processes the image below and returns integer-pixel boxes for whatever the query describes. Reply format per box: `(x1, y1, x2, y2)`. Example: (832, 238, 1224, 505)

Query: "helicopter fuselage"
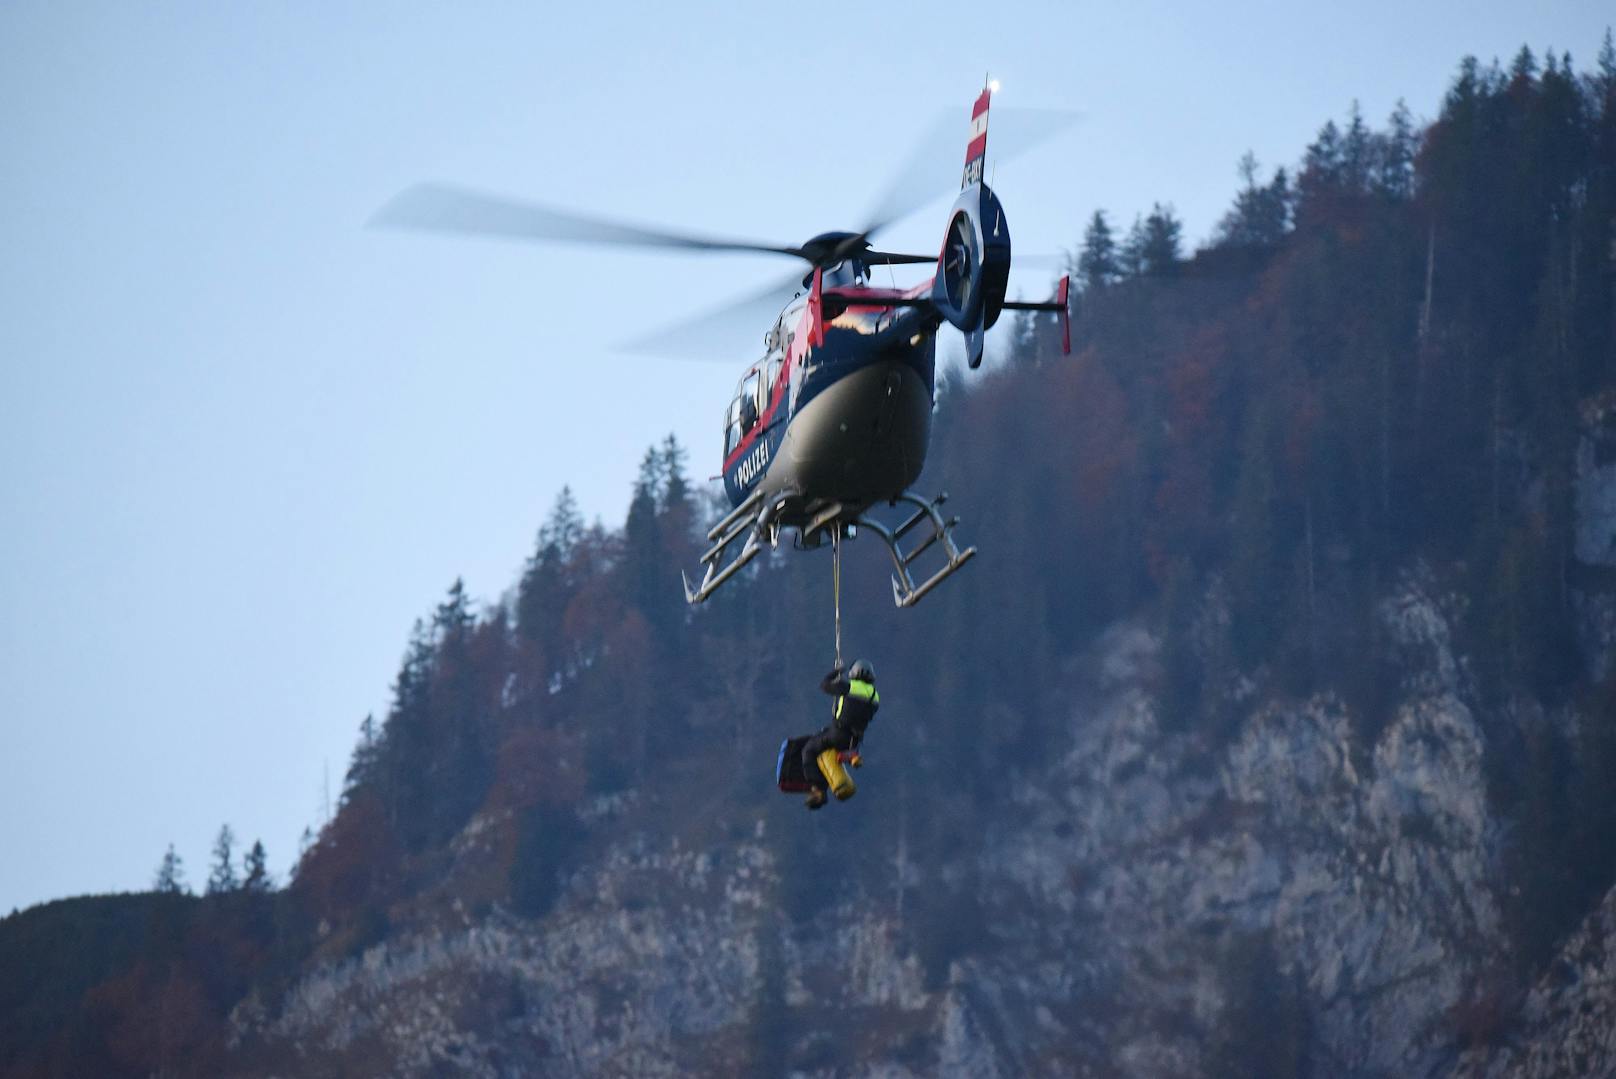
(720, 278, 943, 535)
(374, 84, 1073, 608)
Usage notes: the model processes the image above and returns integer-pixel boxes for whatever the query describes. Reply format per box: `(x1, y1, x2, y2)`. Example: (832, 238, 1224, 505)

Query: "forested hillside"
(4, 39, 1615, 1078)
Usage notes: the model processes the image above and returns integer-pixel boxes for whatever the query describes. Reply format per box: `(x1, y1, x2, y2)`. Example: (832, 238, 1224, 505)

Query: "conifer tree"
(1375, 100, 1417, 200)
(1447, 55, 1484, 115)
(394, 618, 434, 715)
(1340, 100, 1373, 193)
(242, 840, 272, 892)
(1118, 213, 1147, 277)
(435, 577, 475, 639)
(343, 713, 380, 800)
(1509, 44, 1538, 84)
(206, 824, 238, 895)
(1297, 118, 1345, 219)
(549, 487, 584, 551)
(1597, 29, 1616, 98)
(1140, 203, 1184, 274)
(1215, 153, 1291, 247)
(517, 486, 585, 668)
(374, 616, 437, 835)
(154, 843, 187, 894)
(655, 433, 699, 599)
(1077, 209, 1120, 290)
(622, 446, 663, 614)
(657, 433, 690, 515)
(409, 576, 495, 849)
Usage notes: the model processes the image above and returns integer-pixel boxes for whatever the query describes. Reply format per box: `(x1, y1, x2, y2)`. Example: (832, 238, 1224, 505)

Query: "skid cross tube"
(856, 491, 977, 608)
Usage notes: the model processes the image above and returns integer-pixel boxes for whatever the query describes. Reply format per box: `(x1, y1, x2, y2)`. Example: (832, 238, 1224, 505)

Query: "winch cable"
(832, 527, 844, 670)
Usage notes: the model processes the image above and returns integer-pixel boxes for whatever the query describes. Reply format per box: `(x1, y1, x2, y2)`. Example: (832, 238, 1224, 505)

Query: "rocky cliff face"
(226, 572, 1609, 1077)
(231, 830, 783, 1076)
(964, 572, 1503, 1077)
(1454, 882, 1616, 1079)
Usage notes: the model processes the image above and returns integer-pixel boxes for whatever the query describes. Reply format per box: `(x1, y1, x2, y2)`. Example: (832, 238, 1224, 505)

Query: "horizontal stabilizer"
(1001, 274, 1072, 354)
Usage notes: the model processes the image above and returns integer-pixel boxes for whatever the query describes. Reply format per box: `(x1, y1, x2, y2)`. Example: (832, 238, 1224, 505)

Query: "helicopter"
(373, 85, 1071, 609)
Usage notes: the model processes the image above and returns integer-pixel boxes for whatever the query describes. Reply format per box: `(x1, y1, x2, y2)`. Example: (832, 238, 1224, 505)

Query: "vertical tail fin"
(962, 87, 991, 188)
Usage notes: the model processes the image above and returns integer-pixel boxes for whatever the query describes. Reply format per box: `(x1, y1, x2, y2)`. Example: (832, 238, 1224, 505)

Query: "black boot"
(804, 788, 828, 811)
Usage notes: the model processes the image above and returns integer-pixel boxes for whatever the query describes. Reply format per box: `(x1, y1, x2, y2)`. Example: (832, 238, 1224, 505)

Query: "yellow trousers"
(817, 748, 857, 801)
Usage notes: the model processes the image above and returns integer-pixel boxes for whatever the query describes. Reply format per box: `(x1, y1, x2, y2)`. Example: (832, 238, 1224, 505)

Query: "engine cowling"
(931, 182, 1011, 367)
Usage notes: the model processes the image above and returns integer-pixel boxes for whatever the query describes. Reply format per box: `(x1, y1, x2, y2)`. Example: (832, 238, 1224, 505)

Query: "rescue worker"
(801, 659, 879, 810)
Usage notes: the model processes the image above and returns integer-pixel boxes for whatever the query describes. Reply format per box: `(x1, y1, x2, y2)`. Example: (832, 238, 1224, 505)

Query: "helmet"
(849, 659, 875, 683)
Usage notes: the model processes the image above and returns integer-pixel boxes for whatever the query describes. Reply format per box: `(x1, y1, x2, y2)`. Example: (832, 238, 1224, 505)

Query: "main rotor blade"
(617, 268, 807, 360)
(860, 106, 1084, 238)
(371, 183, 809, 260)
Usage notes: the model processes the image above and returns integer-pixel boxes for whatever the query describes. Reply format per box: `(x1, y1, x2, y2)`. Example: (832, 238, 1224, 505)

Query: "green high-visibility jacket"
(820, 669, 880, 741)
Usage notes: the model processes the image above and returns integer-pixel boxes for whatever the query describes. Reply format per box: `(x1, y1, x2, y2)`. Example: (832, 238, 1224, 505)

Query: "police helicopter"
(373, 85, 1072, 610)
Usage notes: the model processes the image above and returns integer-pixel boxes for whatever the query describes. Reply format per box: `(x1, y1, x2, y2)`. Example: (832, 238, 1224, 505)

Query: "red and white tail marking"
(961, 88, 991, 188)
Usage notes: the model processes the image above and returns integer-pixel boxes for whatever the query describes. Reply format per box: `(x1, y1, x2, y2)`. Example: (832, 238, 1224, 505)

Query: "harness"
(834, 678, 879, 743)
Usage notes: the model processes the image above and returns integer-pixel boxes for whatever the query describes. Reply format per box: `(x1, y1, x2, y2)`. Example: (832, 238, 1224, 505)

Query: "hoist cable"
(832, 528, 843, 670)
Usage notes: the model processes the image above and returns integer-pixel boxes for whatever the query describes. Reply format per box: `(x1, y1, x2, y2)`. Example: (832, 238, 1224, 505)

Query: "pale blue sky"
(3, 2, 1609, 913)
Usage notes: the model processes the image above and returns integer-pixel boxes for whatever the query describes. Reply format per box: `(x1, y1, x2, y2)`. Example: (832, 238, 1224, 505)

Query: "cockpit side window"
(763, 354, 783, 406)
(724, 397, 742, 457)
(742, 371, 760, 422)
(725, 369, 761, 457)
(760, 330, 785, 409)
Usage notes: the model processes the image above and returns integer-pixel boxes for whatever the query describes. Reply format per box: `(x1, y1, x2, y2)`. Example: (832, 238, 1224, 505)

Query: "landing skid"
(857, 491, 976, 608)
(682, 488, 768, 605)
(682, 488, 976, 608)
